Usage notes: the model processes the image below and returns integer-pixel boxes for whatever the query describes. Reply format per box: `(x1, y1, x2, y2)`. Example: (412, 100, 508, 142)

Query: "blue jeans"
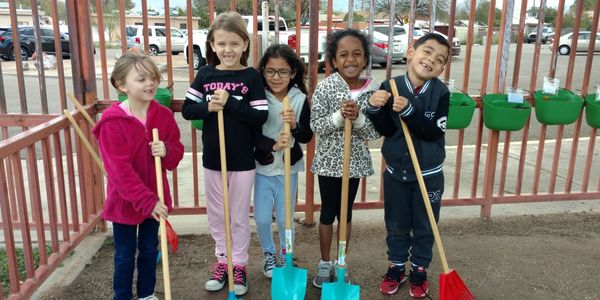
(253, 173, 298, 254)
(113, 219, 159, 300)
(384, 172, 444, 268)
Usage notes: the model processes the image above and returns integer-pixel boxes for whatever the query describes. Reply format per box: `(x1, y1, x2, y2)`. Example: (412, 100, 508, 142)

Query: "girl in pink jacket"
(93, 51, 184, 300)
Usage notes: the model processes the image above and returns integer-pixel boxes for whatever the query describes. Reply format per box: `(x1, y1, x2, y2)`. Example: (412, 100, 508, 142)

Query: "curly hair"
(325, 28, 370, 71)
(258, 44, 308, 95)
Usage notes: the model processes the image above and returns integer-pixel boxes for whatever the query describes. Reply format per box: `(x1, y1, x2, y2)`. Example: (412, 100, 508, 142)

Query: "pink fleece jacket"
(93, 100, 184, 225)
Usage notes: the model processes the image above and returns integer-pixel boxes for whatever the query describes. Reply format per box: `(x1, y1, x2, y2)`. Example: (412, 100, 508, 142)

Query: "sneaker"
(205, 263, 227, 291)
(379, 265, 408, 295)
(409, 266, 429, 299)
(312, 260, 332, 288)
(233, 265, 248, 296)
(138, 295, 159, 300)
(263, 252, 277, 278)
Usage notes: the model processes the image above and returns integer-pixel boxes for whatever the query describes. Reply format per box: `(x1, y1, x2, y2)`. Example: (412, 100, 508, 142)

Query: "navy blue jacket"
(367, 74, 449, 182)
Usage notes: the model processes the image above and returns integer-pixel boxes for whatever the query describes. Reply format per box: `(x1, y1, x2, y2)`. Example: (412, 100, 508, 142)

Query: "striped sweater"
(182, 65, 268, 171)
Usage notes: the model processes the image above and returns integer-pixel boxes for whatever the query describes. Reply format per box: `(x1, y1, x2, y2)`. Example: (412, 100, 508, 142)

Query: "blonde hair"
(110, 51, 162, 92)
(205, 11, 250, 66)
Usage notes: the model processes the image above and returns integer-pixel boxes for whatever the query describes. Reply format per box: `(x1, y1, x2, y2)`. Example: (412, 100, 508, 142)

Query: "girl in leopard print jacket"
(309, 29, 381, 288)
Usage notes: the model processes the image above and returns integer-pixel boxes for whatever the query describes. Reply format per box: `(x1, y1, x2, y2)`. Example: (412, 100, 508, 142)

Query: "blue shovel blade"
(321, 268, 360, 300)
(227, 290, 238, 300)
(271, 253, 308, 300)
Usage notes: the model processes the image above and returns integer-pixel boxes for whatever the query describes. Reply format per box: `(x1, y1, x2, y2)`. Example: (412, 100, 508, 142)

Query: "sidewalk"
(30, 136, 600, 299)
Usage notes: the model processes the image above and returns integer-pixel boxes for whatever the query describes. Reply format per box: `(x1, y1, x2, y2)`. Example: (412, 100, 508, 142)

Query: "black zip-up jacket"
(367, 74, 449, 182)
(182, 65, 268, 171)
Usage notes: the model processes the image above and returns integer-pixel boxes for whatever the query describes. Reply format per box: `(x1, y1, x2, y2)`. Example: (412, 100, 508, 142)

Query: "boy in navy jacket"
(367, 33, 452, 299)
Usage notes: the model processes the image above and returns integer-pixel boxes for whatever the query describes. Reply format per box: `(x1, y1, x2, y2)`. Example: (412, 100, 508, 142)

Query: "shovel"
(389, 80, 474, 300)
(152, 129, 172, 300)
(321, 117, 360, 300)
(217, 110, 239, 300)
(271, 96, 308, 300)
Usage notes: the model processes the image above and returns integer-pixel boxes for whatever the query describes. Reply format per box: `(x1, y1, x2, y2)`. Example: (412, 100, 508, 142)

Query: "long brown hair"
(205, 11, 250, 66)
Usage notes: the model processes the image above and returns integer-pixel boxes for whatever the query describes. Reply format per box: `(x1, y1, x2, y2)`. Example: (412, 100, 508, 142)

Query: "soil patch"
(40, 212, 600, 300)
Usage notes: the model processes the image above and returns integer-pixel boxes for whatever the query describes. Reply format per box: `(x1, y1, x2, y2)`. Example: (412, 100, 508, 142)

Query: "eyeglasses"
(264, 68, 292, 78)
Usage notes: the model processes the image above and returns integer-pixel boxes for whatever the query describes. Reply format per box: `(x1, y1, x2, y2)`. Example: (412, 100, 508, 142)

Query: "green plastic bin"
(483, 94, 531, 131)
(117, 93, 128, 102)
(447, 92, 476, 129)
(191, 119, 203, 130)
(534, 89, 583, 125)
(154, 87, 173, 107)
(585, 94, 600, 128)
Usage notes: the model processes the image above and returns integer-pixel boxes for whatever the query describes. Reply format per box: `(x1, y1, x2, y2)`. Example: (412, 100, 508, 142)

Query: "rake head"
(439, 269, 475, 300)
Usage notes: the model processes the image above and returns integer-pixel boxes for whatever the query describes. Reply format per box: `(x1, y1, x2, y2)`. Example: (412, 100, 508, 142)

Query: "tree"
(343, 12, 365, 22)
(561, 0, 596, 30)
(191, 0, 325, 28)
(373, 0, 450, 25)
(527, 7, 558, 26)
(90, 0, 135, 45)
(475, 0, 501, 27)
(568, 0, 596, 12)
(14, 0, 67, 23)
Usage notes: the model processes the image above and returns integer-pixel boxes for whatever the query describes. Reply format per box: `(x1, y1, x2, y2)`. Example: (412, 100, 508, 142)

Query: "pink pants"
(204, 168, 255, 266)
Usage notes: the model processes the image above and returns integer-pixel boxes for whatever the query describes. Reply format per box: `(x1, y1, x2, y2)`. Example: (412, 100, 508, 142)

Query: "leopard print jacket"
(310, 72, 381, 178)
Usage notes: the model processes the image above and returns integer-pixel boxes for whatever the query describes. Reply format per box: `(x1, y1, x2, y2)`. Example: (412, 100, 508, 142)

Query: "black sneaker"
(263, 252, 277, 278)
(409, 266, 429, 299)
(205, 263, 227, 291)
(379, 265, 408, 295)
(233, 265, 248, 296)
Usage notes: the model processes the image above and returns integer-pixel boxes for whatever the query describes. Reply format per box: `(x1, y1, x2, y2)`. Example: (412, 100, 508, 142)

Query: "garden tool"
(271, 96, 307, 300)
(153, 129, 172, 300)
(217, 110, 240, 300)
(321, 117, 360, 300)
(389, 80, 474, 300)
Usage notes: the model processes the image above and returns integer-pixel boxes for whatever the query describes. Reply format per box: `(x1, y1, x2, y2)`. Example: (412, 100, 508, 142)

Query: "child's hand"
(150, 140, 167, 158)
(341, 100, 359, 121)
(211, 89, 229, 106)
(368, 90, 391, 107)
(280, 109, 297, 130)
(392, 96, 409, 112)
(151, 201, 168, 221)
(208, 101, 224, 112)
(273, 131, 291, 151)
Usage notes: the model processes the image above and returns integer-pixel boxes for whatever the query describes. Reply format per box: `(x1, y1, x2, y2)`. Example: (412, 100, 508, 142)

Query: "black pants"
(318, 175, 360, 225)
(384, 172, 444, 268)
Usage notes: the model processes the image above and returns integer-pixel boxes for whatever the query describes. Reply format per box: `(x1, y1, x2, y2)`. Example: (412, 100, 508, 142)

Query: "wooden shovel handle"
(217, 110, 235, 293)
(152, 129, 172, 300)
(283, 96, 292, 230)
(63, 110, 106, 176)
(339, 118, 352, 243)
(389, 79, 450, 273)
(67, 93, 96, 127)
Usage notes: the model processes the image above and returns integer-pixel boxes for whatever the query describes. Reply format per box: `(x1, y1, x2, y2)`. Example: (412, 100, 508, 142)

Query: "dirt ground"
(40, 212, 600, 300)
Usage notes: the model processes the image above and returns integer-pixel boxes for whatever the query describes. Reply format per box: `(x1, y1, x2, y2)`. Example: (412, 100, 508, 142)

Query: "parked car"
(525, 26, 554, 44)
(0, 26, 70, 61)
(557, 31, 600, 55)
(126, 25, 187, 56)
(367, 30, 404, 67)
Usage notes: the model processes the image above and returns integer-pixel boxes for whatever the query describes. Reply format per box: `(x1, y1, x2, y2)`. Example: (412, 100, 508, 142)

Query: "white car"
(558, 31, 600, 55)
(125, 25, 187, 56)
(420, 29, 461, 56)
